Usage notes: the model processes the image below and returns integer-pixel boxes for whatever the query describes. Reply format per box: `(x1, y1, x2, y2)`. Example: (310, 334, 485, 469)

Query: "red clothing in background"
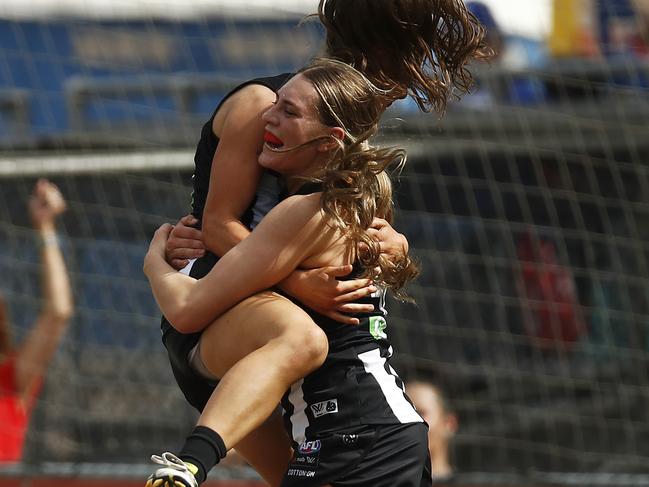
(517, 234, 586, 348)
(0, 355, 40, 463)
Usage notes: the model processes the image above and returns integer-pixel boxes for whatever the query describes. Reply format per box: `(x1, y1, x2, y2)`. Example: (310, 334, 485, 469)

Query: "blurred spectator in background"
(549, 0, 649, 58)
(462, 2, 547, 106)
(408, 381, 458, 484)
(633, 0, 649, 30)
(466, 1, 505, 59)
(549, 0, 600, 58)
(0, 179, 73, 463)
(437, 1, 502, 108)
(598, 0, 649, 56)
(516, 232, 586, 351)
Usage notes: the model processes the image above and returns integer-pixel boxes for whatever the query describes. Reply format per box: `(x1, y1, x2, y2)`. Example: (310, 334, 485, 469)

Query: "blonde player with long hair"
(150, 1, 489, 485)
(146, 58, 428, 486)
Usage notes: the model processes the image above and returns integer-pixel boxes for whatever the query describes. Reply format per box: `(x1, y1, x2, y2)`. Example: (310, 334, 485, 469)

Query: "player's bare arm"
(144, 193, 340, 333)
(165, 213, 407, 324)
(201, 84, 277, 257)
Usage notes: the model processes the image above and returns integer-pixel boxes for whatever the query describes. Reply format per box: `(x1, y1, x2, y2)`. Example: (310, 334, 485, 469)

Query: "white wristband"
(39, 232, 59, 247)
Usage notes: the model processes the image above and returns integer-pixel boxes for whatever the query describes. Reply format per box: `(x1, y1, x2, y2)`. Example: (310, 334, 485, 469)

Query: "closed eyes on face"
(275, 75, 325, 121)
(272, 91, 303, 118)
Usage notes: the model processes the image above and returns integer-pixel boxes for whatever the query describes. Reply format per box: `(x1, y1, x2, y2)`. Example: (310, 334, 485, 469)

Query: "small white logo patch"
(369, 316, 387, 340)
(310, 399, 338, 418)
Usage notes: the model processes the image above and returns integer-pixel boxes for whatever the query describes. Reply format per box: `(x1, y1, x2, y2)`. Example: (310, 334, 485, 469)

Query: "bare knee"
(278, 319, 328, 377)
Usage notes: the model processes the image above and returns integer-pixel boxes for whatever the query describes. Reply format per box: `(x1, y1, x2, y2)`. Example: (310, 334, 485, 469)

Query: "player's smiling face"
(259, 74, 338, 178)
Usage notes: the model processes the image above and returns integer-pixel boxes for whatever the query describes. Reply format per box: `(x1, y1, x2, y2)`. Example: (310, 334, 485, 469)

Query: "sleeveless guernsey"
(279, 183, 423, 447)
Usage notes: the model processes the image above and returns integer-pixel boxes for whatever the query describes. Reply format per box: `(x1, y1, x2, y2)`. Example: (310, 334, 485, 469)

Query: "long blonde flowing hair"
(300, 59, 419, 297)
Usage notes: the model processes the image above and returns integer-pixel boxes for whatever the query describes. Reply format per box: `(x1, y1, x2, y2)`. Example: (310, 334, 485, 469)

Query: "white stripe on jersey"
(370, 287, 388, 316)
(179, 258, 196, 276)
(287, 379, 309, 445)
(358, 348, 423, 424)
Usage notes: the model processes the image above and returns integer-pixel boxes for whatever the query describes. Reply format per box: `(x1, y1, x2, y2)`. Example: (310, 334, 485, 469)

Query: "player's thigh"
(199, 290, 325, 377)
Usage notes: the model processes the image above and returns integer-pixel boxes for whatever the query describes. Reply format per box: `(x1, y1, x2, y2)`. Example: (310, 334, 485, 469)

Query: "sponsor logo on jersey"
(369, 316, 387, 340)
(298, 440, 321, 454)
(292, 440, 321, 470)
(310, 398, 338, 418)
(287, 468, 316, 478)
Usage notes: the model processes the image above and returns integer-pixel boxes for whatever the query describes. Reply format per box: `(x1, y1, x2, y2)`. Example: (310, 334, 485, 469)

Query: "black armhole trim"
(207, 72, 295, 124)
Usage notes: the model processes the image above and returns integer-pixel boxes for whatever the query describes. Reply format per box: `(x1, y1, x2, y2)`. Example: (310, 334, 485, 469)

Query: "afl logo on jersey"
(298, 440, 321, 454)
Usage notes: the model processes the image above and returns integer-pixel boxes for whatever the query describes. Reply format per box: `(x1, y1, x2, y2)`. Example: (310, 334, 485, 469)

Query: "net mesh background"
(0, 0, 648, 483)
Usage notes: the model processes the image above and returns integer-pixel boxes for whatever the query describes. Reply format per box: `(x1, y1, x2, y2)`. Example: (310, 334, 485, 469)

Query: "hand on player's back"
(280, 266, 377, 325)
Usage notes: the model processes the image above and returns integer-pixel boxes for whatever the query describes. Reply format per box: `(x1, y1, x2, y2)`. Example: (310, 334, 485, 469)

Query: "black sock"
(178, 426, 227, 484)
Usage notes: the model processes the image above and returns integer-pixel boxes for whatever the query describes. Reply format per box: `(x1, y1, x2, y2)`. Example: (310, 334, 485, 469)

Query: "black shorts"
(161, 253, 221, 413)
(281, 422, 431, 487)
(161, 317, 215, 413)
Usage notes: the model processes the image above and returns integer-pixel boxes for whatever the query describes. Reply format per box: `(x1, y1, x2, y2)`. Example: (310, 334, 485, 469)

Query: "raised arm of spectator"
(14, 179, 73, 405)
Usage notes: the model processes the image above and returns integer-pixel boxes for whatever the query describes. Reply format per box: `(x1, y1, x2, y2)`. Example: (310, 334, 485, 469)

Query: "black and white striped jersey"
(279, 183, 423, 446)
(281, 290, 423, 447)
